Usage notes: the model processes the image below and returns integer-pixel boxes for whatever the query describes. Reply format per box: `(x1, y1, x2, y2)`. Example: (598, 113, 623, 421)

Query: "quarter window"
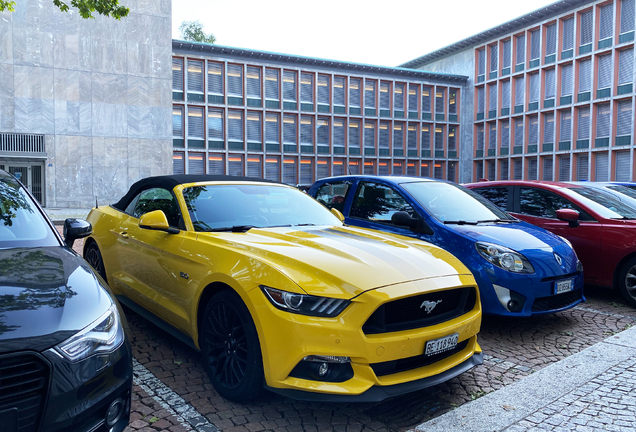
(472, 187, 509, 211)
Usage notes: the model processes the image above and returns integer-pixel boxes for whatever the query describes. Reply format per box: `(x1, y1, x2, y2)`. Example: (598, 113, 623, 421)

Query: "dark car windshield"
(565, 187, 636, 219)
(182, 184, 342, 232)
(0, 176, 59, 248)
(401, 181, 515, 223)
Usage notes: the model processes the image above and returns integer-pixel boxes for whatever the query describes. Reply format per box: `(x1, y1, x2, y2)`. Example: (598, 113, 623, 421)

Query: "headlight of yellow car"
(261, 286, 351, 317)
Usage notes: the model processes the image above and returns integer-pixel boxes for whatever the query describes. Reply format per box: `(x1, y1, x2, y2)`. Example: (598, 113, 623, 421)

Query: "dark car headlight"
(55, 302, 125, 362)
(261, 286, 350, 317)
(476, 241, 535, 274)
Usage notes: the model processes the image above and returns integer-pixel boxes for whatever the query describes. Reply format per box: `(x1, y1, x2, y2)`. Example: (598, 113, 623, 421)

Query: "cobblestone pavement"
(58, 226, 636, 432)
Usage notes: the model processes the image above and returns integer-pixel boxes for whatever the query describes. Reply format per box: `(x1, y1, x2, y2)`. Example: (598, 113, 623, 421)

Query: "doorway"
(0, 162, 44, 205)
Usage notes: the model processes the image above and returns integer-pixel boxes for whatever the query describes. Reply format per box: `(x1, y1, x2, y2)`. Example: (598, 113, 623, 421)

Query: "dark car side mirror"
(64, 218, 92, 247)
(139, 210, 179, 234)
(556, 208, 580, 228)
(391, 211, 434, 235)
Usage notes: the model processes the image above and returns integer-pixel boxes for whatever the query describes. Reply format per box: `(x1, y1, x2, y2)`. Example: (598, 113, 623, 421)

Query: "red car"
(464, 180, 636, 307)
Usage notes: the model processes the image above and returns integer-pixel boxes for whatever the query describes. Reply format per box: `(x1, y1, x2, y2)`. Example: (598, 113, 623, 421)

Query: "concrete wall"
(419, 50, 475, 183)
(0, 0, 173, 207)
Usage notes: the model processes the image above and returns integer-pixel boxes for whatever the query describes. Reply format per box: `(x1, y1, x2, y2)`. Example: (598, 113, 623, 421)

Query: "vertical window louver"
(172, 58, 184, 92)
(349, 119, 361, 149)
(528, 158, 538, 180)
(477, 87, 485, 114)
(560, 110, 572, 141)
(529, 115, 538, 144)
(188, 154, 205, 175)
(577, 154, 589, 180)
(502, 80, 511, 108)
(365, 121, 375, 148)
(365, 81, 377, 108)
(489, 84, 497, 111)
(490, 44, 498, 73)
(563, 18, 575, 52)
(301, 73, 313, 103)
(622, 0, 636, 34)
(266, 113, 280, 144)
(477, 124, 484, 150)
(516, 34, 526, 66)
(228, 156, 244, 177)
(188, 106, 204, 139)
(515, 76, 525, 106)
(478, 48, 486, 77)
(283, 115, 297, 144)
(394, 123, 404, 150)
(529, 73, 540, 103)
(619, 49, 634, 85)
(616, 151, 631, 181)
(301, 116, 313, 145)
(187, 60, 204, 93)
(598, 54, 612, 90)
(617, 99, 632, 136)
(227, 64, 243, 97)
(544, 113, 555, 143)
(394, 83, 405, 111)
(501, 120, 510, 148)
(448, 126, 456, 151)
(208, 62, 223, 95)
(421, 124, 430, 150)
(334, 77, 346, 107)
(599, 4, 614, 42)
(488, 123, 496, 149)
(561, 64, 573, 96)
(436, 89, 445, 113)
(578, 106, 590, 139)
(596, 153, 609, 181)
(408, 85, 418, 113)
(265, 69, 280, 101)
(514, 118, 524, 146)
(487, 160, 495, 181)
(501, 160, 509, 180)
(422, 86, 432, 113)
(208, 108, 223, 140)
(317, 118, 330, 146)
(543, 157, 554, 181)
(333, 119, 345, 148)
(530, 29, 541, 61)
(503, 40, 512, 69)
(316, 158, 329, 180)
(435, 126, 444, 150)
(333, 159, 345, 176)
(246, 67, 261, 99)
(580, 10, 593, 46)
(546, 24, 557, 56)
(597, 103, 611, 137)
(449, 90, 457, 114)
(283, 158, 297, 184)
(514, 159, 523, 180)
(559, 155, 571, 181)
(408, 124, 417, 149)
(380, 82, 390, 109)
(579, 59, 592, 93)
(545, 68, 556, 99)
(379, 122, 390, 149)
(283, 71, 297, 102)
(318, 75, 330, 105)
(300, 159, 314, 185)
(228, 111, 243, 141)
(248, 157, 262, 178)
(349, 78, 361, 108)
(173, 106, 184, 139)
(208, 155, 224, 175)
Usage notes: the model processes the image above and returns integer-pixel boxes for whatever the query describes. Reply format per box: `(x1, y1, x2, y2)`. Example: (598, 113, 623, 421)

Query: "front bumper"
(247, 274, 482, 400)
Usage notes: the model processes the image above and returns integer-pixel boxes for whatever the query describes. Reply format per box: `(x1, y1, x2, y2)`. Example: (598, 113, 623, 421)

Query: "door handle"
(120, 231, 129, 238)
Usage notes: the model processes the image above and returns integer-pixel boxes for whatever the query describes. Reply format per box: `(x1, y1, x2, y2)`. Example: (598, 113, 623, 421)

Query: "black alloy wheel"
(85, 242, 107, 281)
(618, 256, 636, 308)
(200, 290, 263, 401)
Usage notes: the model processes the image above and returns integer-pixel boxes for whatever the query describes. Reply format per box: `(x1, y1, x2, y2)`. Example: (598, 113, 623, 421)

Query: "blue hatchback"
(308, 176, 585, 316)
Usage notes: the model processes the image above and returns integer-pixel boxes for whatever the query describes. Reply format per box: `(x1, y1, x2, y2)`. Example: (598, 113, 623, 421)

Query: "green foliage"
(179, 20, 216, 44)
(0, 0, 129, 19)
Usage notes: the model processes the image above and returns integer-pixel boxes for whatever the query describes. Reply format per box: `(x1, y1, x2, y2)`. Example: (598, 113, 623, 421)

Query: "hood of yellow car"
(197, 225, 471, 298)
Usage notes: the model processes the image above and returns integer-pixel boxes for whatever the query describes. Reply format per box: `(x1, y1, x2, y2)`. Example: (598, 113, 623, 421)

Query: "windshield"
(565, 187, 636, 219)
(0, 176, 58, 248)
(401, 181, 515, 223)
(607, 185, 636, 201)
(182, 184, 342, 232)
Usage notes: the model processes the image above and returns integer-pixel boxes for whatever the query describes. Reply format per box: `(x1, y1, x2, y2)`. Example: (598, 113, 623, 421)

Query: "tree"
(0, 0, 129, 20)
(179, 20, 216, 44)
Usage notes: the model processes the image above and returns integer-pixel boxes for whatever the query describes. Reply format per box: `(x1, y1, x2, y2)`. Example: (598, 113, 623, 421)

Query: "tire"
(85, 242, 107, 282)
(618, 256, 636, 308)
(200, 290, 263, 401)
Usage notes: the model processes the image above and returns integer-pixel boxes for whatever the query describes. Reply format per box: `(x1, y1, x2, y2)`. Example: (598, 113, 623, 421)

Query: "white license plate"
(555, 278, 574, 294)
(425, 333, 459, 356)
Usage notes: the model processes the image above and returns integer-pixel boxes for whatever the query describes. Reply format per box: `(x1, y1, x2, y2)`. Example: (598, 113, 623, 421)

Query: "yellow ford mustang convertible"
(84, 175, 482, 402)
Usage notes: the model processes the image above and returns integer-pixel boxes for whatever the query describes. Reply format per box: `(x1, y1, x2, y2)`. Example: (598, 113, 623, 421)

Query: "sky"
(172, 0, 558, 68)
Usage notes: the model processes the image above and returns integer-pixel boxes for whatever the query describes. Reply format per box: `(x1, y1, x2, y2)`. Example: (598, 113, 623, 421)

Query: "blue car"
(308, 176, 584, 316)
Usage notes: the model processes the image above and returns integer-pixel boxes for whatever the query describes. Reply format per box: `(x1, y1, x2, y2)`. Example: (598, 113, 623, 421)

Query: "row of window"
(475, 98, 634, 155)
(476, 46, 634, 119)
(474, 150, 634, 182)
(476, 0, 635, 81)
(172, 153, 457, 184)
(172, 57, 459, 120)
(173, 106, 459, 156)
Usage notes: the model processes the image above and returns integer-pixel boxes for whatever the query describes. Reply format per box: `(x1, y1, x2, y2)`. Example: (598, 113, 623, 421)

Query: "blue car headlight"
(476, 241, 535, 274)
(261, 286, 350, 317)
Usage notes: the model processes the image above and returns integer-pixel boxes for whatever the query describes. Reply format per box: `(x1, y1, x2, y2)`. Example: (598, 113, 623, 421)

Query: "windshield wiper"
(207, 225, 257, 232)
(292, 223, 316, 226)
(476, 219, 519, 224)
(443, 220, 479, 225)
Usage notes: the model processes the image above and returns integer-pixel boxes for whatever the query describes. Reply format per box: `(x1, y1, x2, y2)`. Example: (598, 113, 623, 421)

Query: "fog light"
(318, 362, 329, 377)
(507, 300, 517, 311)
(106, 398, 124, 427)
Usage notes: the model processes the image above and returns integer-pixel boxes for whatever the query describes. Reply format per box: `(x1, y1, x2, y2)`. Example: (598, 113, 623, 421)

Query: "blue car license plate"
(555, 278, 573, 295)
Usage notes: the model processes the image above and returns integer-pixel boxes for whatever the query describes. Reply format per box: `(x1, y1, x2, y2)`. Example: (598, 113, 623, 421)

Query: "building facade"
(171, 42, 467, 185)
(403, 0, 636, 183)
(0, 0, 172, 208)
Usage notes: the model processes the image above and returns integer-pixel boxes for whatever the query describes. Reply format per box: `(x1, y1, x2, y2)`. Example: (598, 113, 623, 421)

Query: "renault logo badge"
(554, 253, 563, 266)
(420, 300, 442, 314)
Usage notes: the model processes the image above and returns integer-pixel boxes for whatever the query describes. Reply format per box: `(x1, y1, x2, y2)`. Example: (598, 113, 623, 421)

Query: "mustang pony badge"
(420, 299, 443, 314)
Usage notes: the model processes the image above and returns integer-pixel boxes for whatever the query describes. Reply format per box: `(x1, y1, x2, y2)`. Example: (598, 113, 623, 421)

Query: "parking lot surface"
(61, 233, 636, 432)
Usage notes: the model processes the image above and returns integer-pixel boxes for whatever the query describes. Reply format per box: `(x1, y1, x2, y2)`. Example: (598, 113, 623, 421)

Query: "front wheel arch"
(615, 254, 636, 308)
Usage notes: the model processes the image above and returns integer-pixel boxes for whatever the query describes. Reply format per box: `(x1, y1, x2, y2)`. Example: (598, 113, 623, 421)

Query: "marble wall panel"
(14, 65, 55, 99)
(91, 39, 127, 74)
(92, 73, 128, 105)
(14, 97, 55, 133)
(134, 0, 171, 17)
(0, 12, 13, 64)
(0, 98, 15, 130)
(91, 103, 128, 137)
(54, 100, 92, 135)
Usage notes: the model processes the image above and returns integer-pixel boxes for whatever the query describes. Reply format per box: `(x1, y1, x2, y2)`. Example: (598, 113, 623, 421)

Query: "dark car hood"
(0, 247, 112, 354)
(450, 221, 563, 249)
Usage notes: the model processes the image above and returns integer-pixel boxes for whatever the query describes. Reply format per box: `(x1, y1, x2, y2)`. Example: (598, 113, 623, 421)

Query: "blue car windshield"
(401, 181, 514, 223)
(565, 187, 636, 219)
(182, 184, 342, 232)
(607, 185, 636, 201)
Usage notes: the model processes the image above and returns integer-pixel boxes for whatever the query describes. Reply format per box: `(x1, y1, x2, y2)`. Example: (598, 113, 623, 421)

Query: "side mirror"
(139, 210, 179, 234)
(391, 211, 434, 235)
(556, 208, 580, 228)
(330, 208, 345, 222)
(64, 218, 92, 247)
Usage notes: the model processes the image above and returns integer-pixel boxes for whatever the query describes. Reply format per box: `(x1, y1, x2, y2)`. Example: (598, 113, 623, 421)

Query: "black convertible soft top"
(111, 175, 281, 211)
